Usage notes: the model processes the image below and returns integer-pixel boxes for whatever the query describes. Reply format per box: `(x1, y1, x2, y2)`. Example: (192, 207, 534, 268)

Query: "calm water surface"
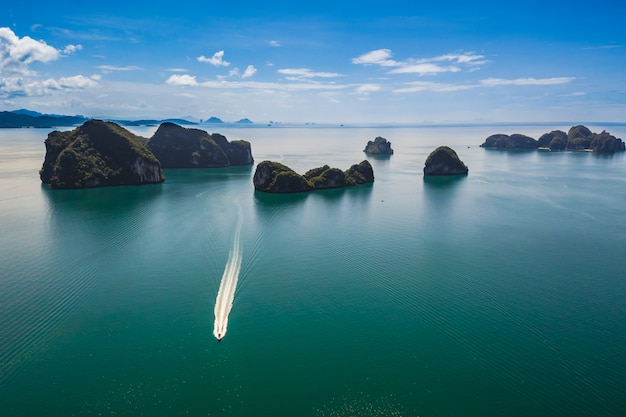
(1, 125, 625, 416)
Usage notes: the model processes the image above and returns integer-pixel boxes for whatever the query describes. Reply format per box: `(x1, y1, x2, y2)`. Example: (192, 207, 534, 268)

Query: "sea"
(1, 124, 625, 417)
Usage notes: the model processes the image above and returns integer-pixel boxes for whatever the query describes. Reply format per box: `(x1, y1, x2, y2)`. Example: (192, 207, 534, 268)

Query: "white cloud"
(270, 40, 281, 47)
(242, 65, 257, 79)
(63, 44, 82, 55)
(352, 49, 398, 66)
(197, 50, 230, 67)
(355, 84, 382, 94)
(228, 68, 240, 77)
(388, 64, 460, 75)
(353, 49, 489, 76)
(167, 68, 189, 72)
(165, 74, 198, 86)
(278, 68, 342, 79)
(479, 77, 575, 86)
(0, 74, 98, 97)
(0, 27, 60, 73)
(192, 79, 349, 92)
(393, 81, 474, 93)
(57, 75, 98, 88)
(96, 65, 141, 71)
(393, 76, 575, 94)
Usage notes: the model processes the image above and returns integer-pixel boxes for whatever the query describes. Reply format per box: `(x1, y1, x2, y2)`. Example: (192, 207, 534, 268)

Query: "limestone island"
(423, 146, 469, 176)
(253, 160, 374, 193)
(147, 122, 254, 168)
(364, 136, 394, 155)
(40, 120, 164, 189)
(480, 125, 625, 153)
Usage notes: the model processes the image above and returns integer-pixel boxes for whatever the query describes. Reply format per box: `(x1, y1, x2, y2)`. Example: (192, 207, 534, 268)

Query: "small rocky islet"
(423, 146, 469, 176)
(253, 160, 374, 193)
(363, 136, 394, 155)
(480, 125, 625, 153)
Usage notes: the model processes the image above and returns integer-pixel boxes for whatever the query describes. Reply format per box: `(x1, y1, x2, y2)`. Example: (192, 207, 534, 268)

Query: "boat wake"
(213, 203, 243, 341)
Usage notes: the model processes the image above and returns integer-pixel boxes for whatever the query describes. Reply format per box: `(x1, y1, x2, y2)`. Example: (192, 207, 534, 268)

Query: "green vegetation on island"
(40, 120, 164, 189)
(424, 146, 469, 176)
(254, 160, 374, 193)
(481, 125, 625, 153)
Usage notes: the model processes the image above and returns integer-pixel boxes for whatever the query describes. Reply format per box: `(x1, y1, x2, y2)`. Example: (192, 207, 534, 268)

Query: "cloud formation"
(1, 74, 98, 97)
(278, 68, 342, 79)
(0, 27, 96, 98)
(166, 74, 198, 86)
(0, 27, 60, 73)
(197, 50, 230, 67)
(96, 65, 141, 71)
(393, 77, 575, 93)
(353, 49, 487, 76)
(242, 65, 257, 79)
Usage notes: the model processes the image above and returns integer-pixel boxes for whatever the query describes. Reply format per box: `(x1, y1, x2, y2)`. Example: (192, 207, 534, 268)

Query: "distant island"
(0, 110, 87, 128)
(480, 125, 625, 153)
(147, 122, 254, 168)
(253, 160, 374, 193)
(235, 118, 254, 124)
(40, 120, 164, 189)
(0, 109, 197, 128)
(423, 146, 469, 176)
(364, 137, 394, 155)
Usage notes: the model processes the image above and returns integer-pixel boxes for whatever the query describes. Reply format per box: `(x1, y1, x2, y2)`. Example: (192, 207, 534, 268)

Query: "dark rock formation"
(364, 136, 394, 155)
(40, 120, 164, 189)
(147, 122, 253, 168)
(538, 130, 568, 150)
(567, 125, 593, 150)
(423, 146, 469, 176)
(253, 161, 314, 193)
(254, 160, 374, 193)
(480, 133, 538, 149)
(567, 125, 624, 152)
(589, 130, 626, 153)
(484, 125, 624, 153)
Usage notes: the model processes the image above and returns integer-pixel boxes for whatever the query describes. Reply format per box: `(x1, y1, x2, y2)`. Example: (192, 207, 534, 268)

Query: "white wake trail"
(213, 203, 243, 341)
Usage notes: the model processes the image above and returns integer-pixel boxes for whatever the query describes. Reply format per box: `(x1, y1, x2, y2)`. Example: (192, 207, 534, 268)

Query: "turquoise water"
(1, 125, 625, 416)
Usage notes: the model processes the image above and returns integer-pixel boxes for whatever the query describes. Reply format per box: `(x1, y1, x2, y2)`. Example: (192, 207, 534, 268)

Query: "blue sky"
(1, 1, 625, 123)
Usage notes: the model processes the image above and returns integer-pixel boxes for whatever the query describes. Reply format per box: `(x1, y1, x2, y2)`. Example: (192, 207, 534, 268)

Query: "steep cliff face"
(147, 123, 253, 168)
(40, 120, 164, 189)
(423, 146, 469, 176)
(254, 160, 374, 193)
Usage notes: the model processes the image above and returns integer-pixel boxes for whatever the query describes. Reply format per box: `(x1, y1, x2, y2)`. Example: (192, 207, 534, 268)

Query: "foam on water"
(212, 201, 243, 341)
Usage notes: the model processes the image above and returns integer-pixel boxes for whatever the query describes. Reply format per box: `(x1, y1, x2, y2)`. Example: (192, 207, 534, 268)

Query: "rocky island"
(147, 122, 253, 168)
(364, 137, 394, 155)
(423, 146, 469, 176)
(40, 120, 164, 189)
(253, 160, 374, 193)
(481, 125, 625, 153)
